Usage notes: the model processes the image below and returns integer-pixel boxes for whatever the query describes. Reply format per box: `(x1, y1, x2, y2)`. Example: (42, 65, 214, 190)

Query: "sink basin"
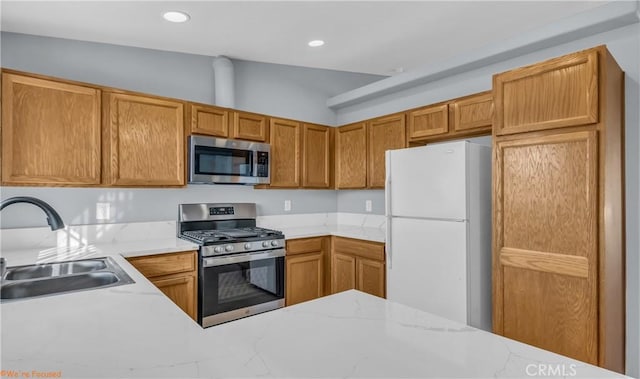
(0, 257, 135, 302)
(1, 272, 119, 300)
(5, 259, 107, 280)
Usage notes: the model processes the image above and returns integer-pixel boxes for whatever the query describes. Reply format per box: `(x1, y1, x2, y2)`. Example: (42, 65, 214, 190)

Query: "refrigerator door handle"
(385, 151, 392, 269)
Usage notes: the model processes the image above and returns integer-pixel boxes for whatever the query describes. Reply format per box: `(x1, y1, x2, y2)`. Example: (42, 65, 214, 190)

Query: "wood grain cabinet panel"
(368, 114, 406, 188)
(331, 237, 386, 298)
(451, 92, 493, 133)
(302, 123, 331, 188)
(230, 111, 268, 142)
(127, 251, 198, 320)
(187, 103, 229, 137)
(494, 50, 598, 135)
(286, 252, 323, 306)
(151, 274, 197, 320)
(357, 258, 385, 298)
(494, 131, 598, 364)
(408, 103, 448, 141)
(286, 237, 329, 306)
(331, 252, 357, 294)
(269, 118, 300, 187)
(103, 92, 184, 186)
(335, 123, 367, 189)
(1, 72, 102, 186)
(492, 46, 624, 373)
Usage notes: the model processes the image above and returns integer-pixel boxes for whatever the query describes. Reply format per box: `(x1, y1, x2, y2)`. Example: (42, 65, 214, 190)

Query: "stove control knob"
(262, 241, 270, 248)
(214, 246, 224, 254)
(225, 245, 234, 252)
(244, 243, 252, 250)
(271, 240, 279, 247)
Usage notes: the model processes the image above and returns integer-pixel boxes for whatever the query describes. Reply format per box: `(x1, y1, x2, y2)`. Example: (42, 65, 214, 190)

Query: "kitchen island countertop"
(1, 244, 627, 379)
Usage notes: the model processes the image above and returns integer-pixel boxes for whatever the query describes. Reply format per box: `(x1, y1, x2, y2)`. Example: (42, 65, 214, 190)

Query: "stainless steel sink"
(0, 257, 135, 302)
(5, 259, 107, 280)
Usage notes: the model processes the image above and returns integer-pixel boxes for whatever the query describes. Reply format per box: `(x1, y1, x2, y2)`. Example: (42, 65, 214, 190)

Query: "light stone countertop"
(0, 218, 627, 379)
(1, 278, 627, 379)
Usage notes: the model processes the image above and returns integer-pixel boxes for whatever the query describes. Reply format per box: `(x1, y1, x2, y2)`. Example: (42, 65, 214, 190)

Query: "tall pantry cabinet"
(492, 46, 625, 373)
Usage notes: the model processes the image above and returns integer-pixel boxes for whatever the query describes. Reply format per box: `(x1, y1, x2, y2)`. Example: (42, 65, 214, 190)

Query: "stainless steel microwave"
(188, 136, 270, 185)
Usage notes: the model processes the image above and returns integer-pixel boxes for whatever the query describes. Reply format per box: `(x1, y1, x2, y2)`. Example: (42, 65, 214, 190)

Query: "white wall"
(0, 32, 384, 126)
(336, 23, 640, 378)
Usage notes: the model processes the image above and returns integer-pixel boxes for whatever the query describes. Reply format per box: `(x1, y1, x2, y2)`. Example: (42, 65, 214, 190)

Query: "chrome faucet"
(1, 196, 65, 231)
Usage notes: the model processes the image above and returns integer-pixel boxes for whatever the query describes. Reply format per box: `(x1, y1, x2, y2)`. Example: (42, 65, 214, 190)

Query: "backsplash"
(0, 213, 385, 251)
(0, 185, 340, 229)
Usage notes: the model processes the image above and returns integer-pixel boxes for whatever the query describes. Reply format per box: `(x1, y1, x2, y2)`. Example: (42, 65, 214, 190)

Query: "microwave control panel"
(256, 152, 269, 177)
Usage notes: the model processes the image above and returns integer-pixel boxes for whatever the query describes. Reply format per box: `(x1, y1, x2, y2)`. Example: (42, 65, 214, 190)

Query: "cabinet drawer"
(287, 237, 324, 255)
(332, 237, 384, 261)
(127, 251, 197, 278)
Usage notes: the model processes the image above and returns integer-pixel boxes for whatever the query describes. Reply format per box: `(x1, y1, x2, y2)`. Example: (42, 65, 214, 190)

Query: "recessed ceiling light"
(163, 11, 190, 23)
(308, 40, 325, 47)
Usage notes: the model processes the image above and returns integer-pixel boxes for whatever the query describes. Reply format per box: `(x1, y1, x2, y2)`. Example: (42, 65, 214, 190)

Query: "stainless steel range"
(177, 203, 285, 328)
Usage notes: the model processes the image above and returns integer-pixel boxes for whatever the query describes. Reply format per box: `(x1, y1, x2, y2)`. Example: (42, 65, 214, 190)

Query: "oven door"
(199, 249, 285, 327)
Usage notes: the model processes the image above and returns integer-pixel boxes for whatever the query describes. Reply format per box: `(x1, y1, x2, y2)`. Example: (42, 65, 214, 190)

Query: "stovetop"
(180, 227, 284, 246)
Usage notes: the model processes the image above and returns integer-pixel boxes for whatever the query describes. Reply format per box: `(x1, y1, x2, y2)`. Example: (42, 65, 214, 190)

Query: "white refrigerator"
(385, 140, 492, 331)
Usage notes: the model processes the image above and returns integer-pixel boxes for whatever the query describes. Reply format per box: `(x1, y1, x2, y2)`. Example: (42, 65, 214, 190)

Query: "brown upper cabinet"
(451, 92, 493, 133)
(368, 114, 406, 188)
(103, 92, 185, 186)
(407, 91, 493, 144)
(269, 117, 301, 188)
(186, 103, 230, 138)
(302, 123, 332, 188)
(335, 122, 368, 189)
(492, 46, 624, 373)
(230, 111, 269, 142)
(186, 104, 271, 144)
(494, 50, 598, 135)
(335, 114, 406, 189)
(1, 72, 102, 186)
(408, 103, 449, 140)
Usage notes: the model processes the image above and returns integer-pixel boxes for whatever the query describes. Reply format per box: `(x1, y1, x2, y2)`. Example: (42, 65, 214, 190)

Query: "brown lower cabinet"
(331, 236, 386, 298)
(126, 250, 197, 320)
(285, 237, 329, 306)
(285, 236, 386, 306)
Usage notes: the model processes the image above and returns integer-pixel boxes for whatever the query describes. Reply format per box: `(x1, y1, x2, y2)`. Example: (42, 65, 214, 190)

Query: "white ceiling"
(1, 1, 609, 76)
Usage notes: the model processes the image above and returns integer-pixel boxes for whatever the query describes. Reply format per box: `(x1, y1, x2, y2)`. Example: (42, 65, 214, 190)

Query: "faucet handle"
(0, 257, 6, 280)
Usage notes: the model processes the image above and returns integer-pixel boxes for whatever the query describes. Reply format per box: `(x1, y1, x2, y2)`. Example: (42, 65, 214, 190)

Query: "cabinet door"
(494, 50, 598, 135)
(230, 111, 268, 142)
(1, 72, 101, 185)
(451, 92, 493, 133)
(331, 253, 356, 294)
(357, 257, 385, 298)
(407, 103, 448, 140)
(151, 274, 197, 320)
(104, 92, 184, 186)
(494, 131, 598, 364)
(269, 118, 300, 187)
(368, 114, 406, 188)
(286, 252, 323, 306)
(188, 103, 229, 137)
(335, 123, 367, 189)
(302, 123, 331, 188)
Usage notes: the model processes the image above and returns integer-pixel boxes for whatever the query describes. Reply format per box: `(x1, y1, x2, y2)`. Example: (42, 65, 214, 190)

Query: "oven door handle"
(203, 249, 286, 267)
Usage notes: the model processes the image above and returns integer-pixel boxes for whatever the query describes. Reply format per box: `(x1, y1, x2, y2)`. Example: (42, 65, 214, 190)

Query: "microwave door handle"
(252, 150, 259, 178)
